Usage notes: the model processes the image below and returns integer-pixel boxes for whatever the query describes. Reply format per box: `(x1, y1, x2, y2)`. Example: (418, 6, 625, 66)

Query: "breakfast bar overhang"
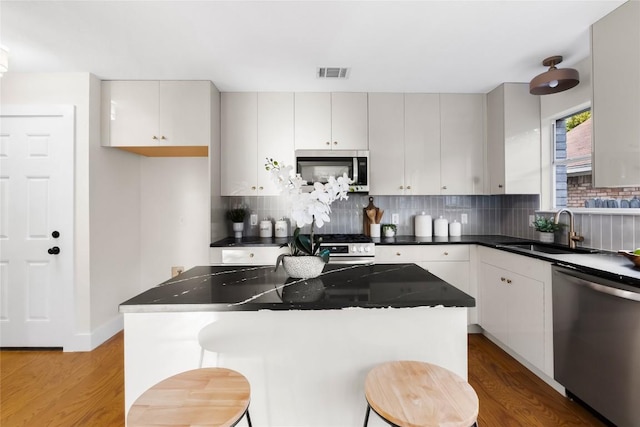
(119, 263, 475, 426)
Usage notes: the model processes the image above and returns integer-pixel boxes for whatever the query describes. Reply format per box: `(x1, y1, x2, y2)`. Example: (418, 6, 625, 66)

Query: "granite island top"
(119, 263, 475, 313)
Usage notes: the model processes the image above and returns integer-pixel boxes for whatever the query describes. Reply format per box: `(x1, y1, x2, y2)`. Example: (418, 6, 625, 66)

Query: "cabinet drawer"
(420, 245, 469, 261)
(210, 247, 287, 265)
(375, 245, 423, 263)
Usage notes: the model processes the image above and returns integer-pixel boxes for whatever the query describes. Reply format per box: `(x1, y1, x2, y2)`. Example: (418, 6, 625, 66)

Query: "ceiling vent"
(317, 67, 350, 79)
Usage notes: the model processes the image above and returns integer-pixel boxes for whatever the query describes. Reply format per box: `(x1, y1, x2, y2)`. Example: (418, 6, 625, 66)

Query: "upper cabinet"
(221, 92, 294, 196)
(368, 93, 440, 195)
(591, 0, 640, 187)
(486, 83, 541, 194)
(294, 93, 368, 150)
(101, 81, 212, 156)
(440, 94, 485, 195)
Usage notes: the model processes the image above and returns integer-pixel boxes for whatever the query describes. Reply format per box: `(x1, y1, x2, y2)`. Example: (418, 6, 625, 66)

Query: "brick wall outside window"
(567, 174, 640, 207)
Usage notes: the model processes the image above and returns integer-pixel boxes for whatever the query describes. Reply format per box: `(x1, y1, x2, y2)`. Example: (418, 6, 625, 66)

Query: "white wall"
(539, 57, 592, 209)
(140, 157, 210, 289)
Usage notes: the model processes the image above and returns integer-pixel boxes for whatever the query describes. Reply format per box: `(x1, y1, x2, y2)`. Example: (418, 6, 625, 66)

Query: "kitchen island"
(120, 263, 475, 427)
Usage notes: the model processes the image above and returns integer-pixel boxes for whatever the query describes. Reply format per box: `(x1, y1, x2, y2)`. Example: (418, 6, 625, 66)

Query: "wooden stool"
(364, 361, 478, 427)
(128, 367, 252, 427)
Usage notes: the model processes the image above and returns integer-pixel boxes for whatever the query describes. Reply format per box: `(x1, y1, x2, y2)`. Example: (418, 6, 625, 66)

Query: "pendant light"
(529, 55, 579, 95)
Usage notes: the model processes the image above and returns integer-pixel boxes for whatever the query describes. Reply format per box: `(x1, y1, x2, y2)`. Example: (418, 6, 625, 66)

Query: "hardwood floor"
(1, 332, 606, 426)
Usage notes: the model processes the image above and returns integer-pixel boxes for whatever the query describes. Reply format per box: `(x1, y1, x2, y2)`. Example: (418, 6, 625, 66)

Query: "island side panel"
(124, 307, 468, 427)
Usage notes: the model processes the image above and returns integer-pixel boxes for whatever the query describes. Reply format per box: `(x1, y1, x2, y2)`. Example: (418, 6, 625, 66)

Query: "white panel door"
(257, 93, 294, 195)
(0, 106, 74, 347)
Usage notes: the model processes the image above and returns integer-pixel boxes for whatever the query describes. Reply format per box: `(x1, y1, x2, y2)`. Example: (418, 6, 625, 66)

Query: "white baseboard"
(64, 314, 123, 352)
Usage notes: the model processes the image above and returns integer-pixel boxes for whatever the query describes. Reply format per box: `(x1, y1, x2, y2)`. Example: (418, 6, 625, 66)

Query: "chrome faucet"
(554, 208, 584, 249)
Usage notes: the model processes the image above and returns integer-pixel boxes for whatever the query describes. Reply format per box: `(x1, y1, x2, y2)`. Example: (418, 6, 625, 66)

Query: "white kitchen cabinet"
(221, 92, 294, 196)
(375, 245, 475, 324)
(257, 93, 295, 195)
(405, 94, 441, 195)
(294, 93, 368, 150)
(210, 246, 288, 265)
(486, 83, 541, 194)
(440, 94, 485, 195)
(478, 247, 552, 375)
(591, 0, 640, 187)
(221, 92, 258, 195)
(102, 81, 211, 155)
(368, 93, 440, 195)
(368, 93, 405, 194)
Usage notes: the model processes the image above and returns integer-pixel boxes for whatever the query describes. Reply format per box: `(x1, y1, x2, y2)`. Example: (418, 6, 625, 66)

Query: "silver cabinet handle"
(326, 141, 331, 145)
(442, 186, 447, 190)
(556, 270, 640, 302)
(407, 185, 411, 189)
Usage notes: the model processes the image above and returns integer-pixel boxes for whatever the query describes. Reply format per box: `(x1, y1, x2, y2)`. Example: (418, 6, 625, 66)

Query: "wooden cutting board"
(363, 196, 379, 236)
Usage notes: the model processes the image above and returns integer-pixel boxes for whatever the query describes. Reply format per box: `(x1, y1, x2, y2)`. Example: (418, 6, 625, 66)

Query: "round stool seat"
(128, 367, 251, 427)
(364, 361, 478, 427)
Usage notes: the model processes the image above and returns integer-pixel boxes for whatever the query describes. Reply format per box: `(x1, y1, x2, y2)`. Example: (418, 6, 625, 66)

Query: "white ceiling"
(0, 0, 626, 93)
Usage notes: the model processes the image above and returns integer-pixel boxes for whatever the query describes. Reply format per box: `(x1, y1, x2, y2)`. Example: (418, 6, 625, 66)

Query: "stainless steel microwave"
(295, 150, 369, 193)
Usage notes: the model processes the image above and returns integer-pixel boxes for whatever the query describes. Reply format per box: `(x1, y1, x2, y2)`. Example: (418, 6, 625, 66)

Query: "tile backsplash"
(224, 194, 540, 238)
(222, 194, 640, 251)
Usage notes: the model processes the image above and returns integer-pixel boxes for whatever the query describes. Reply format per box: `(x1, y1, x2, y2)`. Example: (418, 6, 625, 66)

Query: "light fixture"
(529, 55, 579, 95)
(0, 46, 8, 77)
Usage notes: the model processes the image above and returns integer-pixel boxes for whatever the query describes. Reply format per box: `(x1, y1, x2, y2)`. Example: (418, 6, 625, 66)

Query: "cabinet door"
(420, 261, 474, 324)
(405, 94, 441, 195)
(257, 93, 295, 195)
(440, 94, 485, 194)
(294, 93, 332, 150)
(592, 0, 640, 187)
(503, 84, 540, 194)
(331, 93, 368, 150)
(108, 81, 159, 147)
(507, 270, 545, 371)
(221, 93, 258, 195)
(479, 262, 509, 344)
(368, 93, 405, 195)
(159, 81, 211, 146)
(486, 85, 506, 194)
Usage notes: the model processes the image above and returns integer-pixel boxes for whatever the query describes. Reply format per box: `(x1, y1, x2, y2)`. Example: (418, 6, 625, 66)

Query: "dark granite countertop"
(119, 263, 475, 313)
(210, 234, 640, 287)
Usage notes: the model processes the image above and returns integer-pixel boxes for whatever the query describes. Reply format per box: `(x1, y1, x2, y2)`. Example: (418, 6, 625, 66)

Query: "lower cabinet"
(478, 247, 553, 376)
(375, 245, 476, 324)
(210, 247, 288, 265)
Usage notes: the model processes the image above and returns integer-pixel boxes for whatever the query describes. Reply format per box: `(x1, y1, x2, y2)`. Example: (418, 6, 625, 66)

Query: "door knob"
(52, 231, 60, 238)
(48, 246, 60, 255)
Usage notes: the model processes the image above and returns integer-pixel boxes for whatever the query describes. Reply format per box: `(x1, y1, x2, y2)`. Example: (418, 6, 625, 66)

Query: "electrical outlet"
(391, 213, 399, 225)
(529, 215, 535, 227)
(461, 213, 468, 224)
(250, 214, 258, 226)
(171, 266, 184, 277)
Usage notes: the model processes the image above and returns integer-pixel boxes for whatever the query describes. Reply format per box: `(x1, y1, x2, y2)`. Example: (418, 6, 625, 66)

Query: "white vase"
(282, 256, 326, 279)
(232, 222, 244, 239)
(538, 231, 554, 243)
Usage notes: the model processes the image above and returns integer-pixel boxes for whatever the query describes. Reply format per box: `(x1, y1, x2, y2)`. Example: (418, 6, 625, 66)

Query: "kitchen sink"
(497, 242, 599, 255)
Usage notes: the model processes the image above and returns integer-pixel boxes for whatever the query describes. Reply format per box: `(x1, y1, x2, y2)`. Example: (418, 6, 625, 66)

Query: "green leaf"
(318, 249, 330, 263)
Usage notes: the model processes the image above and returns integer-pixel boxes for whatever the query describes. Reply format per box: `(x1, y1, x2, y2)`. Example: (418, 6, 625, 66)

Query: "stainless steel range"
(317, 234, 375, 263)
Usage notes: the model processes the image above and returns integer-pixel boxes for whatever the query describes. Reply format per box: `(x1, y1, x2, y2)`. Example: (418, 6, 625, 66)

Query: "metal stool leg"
(245, 408, 252, 427)
(363, 403, 371, 427)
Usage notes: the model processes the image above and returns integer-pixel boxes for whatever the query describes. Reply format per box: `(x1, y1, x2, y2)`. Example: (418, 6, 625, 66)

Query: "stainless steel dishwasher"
(552, 266, 640, 426)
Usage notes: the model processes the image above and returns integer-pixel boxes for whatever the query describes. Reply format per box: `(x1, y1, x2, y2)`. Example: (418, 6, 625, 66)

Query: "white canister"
(259, 220, 273, 238)
(449, 219, 462, 237)
(434, 216, 449, 237)
(415, 212, 432, 237)
(275, 220, 288, 238)
(370, 223, 381, 238)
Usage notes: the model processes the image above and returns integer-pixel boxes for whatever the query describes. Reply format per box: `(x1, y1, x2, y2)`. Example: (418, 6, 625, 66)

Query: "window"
(553, 109, 640, 208)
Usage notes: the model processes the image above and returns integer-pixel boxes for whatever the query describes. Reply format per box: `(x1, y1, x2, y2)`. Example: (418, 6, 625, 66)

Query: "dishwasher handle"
(556, 269, 640, 302)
